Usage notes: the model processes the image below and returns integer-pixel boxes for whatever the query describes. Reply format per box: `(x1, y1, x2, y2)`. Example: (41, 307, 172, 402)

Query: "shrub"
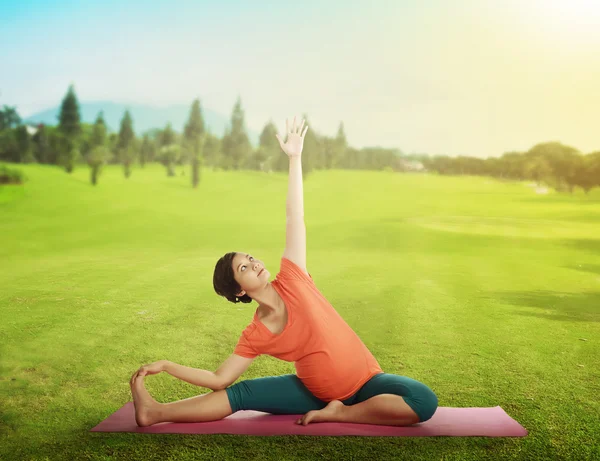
(0, 164, 27, 185)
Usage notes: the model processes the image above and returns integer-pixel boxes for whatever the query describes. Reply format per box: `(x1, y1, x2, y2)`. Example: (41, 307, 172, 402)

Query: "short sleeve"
(277, 257, 314, 283)
(233, 330, 260, 359)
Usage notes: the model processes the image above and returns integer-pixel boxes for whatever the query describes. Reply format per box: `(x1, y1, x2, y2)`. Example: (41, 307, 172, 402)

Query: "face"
(232, 252, 269, 295)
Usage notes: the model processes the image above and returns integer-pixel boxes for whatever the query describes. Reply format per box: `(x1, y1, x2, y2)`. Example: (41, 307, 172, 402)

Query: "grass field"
(1, 162, 599, 460)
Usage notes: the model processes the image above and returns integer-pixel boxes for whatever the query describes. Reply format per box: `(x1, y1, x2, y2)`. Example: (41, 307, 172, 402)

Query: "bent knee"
(414, 387, 439, 422)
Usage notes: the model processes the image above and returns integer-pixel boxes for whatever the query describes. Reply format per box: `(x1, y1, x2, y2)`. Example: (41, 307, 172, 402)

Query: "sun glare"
(546, 0, 600, 16)
(531, 0, 600, 27)
(518, 0, 600, 48)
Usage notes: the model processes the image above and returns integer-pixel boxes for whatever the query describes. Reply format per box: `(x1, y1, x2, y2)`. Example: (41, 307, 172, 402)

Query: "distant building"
(25, 124, 40, 136)
(399, 158, 425, 172)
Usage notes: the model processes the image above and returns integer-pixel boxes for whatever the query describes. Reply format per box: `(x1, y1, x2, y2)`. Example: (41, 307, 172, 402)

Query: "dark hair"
(213, 252, 253, 304)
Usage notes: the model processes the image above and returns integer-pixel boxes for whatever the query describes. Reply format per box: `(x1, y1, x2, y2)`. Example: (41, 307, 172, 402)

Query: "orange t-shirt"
(233, 257, 383, 401)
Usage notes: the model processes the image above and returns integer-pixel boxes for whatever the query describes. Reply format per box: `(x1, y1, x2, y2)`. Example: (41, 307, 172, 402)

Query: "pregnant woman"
(130, 116, 438, 427)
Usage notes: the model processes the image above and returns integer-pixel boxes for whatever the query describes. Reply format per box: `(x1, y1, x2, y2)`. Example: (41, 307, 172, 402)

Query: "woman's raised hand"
(276, 116, 308, 158)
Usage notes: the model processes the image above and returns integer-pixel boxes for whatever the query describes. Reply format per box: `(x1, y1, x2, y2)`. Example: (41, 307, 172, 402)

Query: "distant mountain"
(23, 101, 261, 146)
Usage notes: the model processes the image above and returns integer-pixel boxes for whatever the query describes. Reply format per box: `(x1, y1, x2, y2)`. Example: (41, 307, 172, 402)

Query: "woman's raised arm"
(277, 116, 308, 272)
(276, 116, 308, 218)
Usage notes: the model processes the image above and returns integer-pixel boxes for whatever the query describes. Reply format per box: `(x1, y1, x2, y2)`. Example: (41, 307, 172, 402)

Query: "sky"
(1, 0, 599, 158)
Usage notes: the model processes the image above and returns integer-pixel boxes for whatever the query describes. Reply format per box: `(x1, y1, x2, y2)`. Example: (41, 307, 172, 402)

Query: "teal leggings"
(225, 372, 438, 423)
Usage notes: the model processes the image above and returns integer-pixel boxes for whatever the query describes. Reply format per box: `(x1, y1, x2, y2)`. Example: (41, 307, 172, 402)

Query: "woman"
(130, 117, 438, 427)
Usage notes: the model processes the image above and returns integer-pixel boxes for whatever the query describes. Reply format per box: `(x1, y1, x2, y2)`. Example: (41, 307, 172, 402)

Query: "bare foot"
(130, 374, 162, 427)
(296, 400, 345, 426)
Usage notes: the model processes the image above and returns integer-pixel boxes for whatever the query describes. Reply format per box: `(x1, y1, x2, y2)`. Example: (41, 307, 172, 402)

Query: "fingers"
(278, 117, 307, 149)
(285, 117, 305, 135)
(297, 119, 305, 135)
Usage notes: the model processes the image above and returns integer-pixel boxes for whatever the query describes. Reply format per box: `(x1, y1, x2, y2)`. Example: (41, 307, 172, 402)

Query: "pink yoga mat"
(90, 403, 528, 437)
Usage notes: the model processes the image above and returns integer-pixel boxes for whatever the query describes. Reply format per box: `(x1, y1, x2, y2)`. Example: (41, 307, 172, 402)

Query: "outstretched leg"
(130, 374, 232, 426)
(156, 390, 233, 424)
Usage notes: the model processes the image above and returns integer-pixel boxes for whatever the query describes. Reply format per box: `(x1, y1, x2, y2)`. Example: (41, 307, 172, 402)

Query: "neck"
(252, 283, 282, 314)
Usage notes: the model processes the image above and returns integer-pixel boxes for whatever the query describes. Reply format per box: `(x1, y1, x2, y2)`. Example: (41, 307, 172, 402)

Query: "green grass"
(1, 162, 599, 460)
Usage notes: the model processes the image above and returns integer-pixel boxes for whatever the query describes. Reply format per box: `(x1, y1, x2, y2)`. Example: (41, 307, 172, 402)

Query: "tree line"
(1, 84, 599, 193)
(420, 145, 600, 194)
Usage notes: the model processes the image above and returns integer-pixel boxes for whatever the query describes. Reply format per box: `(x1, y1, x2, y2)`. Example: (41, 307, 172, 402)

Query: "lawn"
(1, 162, 599, 460)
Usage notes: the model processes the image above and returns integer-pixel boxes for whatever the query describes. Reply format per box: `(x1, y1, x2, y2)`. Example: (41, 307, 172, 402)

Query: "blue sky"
(1, 0, 599, 157)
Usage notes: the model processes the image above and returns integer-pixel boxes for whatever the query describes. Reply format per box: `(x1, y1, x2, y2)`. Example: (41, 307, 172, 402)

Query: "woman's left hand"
(276, 116, 309, 158)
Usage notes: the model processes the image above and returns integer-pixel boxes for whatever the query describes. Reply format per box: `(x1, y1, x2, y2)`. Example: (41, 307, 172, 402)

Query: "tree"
(87, 146, 110, 186)
(255, 121, 279, 173)
(107, 133, 119, 164)
(499, 151, 527, 180)
(157, 123, 179, 176)
(183, 98, 206, 188)
(0, 106, 25, 163)
(523, 154, 552, 186)
(14, 125, 34, 163)
(45, 126, 63, 165)
(201, 131, 222, 170)
(220, 96, 252, 170)
(526, 142, 582, 192)
(0, 129, 19, 162)
(574, 151, 600, 195)
(90, 111, 108, 148)
(159, 144, 181, 176)
(32, 124, 51, 164)
(57, 84, 82, 172)
(158, 123, 176, 148)
(0, 105, 21, 131)
(117, 110, 136, 178)
(139, 134, 156, 167)
(328, 121, 348, 170)
(85, 112, 110, 185)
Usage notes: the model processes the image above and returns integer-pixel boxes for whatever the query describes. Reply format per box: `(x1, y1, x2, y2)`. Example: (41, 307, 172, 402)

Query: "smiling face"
(232, 252, 269, 296)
